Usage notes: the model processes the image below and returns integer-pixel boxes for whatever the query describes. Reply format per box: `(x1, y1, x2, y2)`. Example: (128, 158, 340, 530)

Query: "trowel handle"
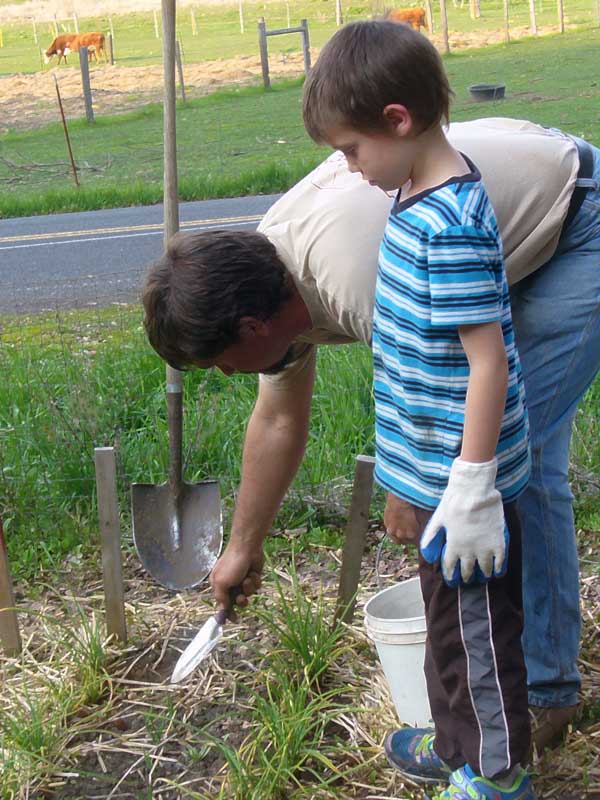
(166, 365, 183, 490)
(215, 585, 244, 625)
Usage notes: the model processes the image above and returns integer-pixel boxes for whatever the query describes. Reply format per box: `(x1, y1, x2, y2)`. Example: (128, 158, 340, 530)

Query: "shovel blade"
(131, 480, 222, 591)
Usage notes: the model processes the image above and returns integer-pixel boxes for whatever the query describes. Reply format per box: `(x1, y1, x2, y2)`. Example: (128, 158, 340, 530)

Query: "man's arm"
(210, 358, 316, 609)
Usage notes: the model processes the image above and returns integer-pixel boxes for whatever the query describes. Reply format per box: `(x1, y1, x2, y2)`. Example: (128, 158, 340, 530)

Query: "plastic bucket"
(364, 576, 433, 727)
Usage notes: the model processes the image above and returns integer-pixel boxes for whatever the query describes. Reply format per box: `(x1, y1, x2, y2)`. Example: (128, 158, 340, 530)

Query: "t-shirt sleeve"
(427, 225, 504, 327)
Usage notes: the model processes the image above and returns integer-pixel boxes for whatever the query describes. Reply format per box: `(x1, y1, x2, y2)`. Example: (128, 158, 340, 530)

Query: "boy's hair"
(142, 229, 293, 369)
(303, 20, 451, 142)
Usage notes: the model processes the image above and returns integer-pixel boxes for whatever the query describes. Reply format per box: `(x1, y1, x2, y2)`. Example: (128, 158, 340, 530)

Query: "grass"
(1, 24, 600, 216)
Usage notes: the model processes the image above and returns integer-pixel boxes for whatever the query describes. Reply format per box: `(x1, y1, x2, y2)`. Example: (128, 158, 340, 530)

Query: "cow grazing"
(44, 33, 78, 65)
(387, 6, 428, 30)
(64, 32, 107, 63)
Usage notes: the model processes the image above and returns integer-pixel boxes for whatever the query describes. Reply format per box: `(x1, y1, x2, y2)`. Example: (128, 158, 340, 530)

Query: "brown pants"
(419, 503, 531, 778)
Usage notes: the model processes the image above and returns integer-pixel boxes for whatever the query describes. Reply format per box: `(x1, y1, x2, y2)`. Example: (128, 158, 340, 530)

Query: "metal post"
(176, 40, 186, 104)
(440, 0, 450, 53)
(108, 32, 114, 65)
(529, 0, 538, 34)
(0, 520, 21, 657)
(109, 15, 115, 41)
(191, 8, 198, 35)
(73, 12, 79, 32)
(425, 0, 434, 33)
(239, 0, 245, 33)
(53, 75, 79, 187)
(94, 448, 127, 643)
(258, 18, 270, 89)
(503, 0, 510, 42)
(154, 9, 160, 38)
(335, 455, 375, 624)
(162, 0, 179, 243)
(32, 17, 38, 44)
(53, 15, 59, 37)
(79, 47, 95, 123)
(335, 0, 343, 26)
(301, 18, 310, 74)
(557, 0, 564, 32)
(286, 2, 291, 27)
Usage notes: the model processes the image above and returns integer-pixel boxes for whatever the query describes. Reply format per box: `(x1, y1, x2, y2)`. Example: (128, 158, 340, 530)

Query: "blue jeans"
(510, 139, 600, 708)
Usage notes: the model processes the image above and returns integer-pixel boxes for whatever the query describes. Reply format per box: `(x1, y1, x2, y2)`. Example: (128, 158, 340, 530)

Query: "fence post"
(239, 0, 245, 33)
(73, 12, 79, 32)
(556, 0, 564, 32)
(335, 456, 375, 625)
(300, 18, 311, 74)
(595, 0, 600, 25)
(32, 17, 38, 44)
(94, 448, 127, 644)
(529, 0, 538, 34)
(258, 18, 270, 89)
(108, 32, 114, 65)
(109, 15, 115, 41)
(191, 7, 198, 35)
(0, 520, 21, 657)
(53, 14, 59, 37)
(286, 1, 291, 27)
(440, 0, 450, 53)
(154, 9, 160, 38)
(425, 0, 434, 33)
(503, 0, 510, 42)
(53, 75, 79, 187)
(335, 0, 343, 25)
(79, 47, 95, 123)
(176, 40, 186, 103)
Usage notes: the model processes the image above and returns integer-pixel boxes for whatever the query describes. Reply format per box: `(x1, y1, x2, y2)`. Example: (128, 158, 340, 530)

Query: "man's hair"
(142, 229, 293, 369)
(303, 20, 451, 142)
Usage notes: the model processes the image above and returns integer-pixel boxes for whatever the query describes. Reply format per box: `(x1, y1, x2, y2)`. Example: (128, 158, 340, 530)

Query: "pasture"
(0, 5, 599, 798)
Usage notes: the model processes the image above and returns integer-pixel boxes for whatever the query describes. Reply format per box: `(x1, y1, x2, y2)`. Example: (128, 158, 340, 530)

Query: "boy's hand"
(384, 493, 429, 545)
(420, 457, 509, 586)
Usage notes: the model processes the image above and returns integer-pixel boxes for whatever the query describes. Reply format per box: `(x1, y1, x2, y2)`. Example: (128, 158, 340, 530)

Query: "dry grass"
(1, 525, 598, 799)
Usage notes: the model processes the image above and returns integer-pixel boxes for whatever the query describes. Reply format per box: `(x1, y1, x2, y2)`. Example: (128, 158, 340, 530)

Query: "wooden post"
(503, 0, 510, 42)
(0, 520, 21, 657)
(469, 0, 476, 18)
(335, 0, 343, 25)
(154, 9, 160, 38)
(32, 17, 38, 44)
(425, 0, 434, 33)
(53, 75, 79, 187)
(79, 47, 95, 123)
(191, 7, 198, 35)
(301, 18, 311, 74)
(108, 32, 114, 65)
(258, 18, 270, 89)
(335, 456, 375, 624)
(440, 0, 450, 53)
(529, 0, 538, 34)
(162, 0, 179, 242)
(176, 40, 186, 104)
(557, 0, 564, 32)
(73, 12, 79, 32)
(94, 448, 127, 644)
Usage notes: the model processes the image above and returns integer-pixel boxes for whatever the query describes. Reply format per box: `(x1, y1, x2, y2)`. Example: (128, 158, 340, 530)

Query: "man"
(143, 117, 600, 752)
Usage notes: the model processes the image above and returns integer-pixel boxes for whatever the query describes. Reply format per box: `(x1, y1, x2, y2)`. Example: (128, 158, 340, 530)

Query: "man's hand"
(210, 540, 264, 611)
(384, 493, 430, 545)
(420, 457, 508, 586)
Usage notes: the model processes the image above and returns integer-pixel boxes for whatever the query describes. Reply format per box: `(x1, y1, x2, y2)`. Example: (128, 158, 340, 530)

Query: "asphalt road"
(0, 194, 280, 314)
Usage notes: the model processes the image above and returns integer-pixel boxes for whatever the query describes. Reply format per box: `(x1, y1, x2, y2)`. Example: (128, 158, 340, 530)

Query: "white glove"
(420, 457, 508, 586)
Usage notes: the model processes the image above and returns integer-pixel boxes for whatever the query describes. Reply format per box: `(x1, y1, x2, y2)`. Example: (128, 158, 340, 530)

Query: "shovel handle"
(215, 585, 245, 625)
(166, 365, 183, 491)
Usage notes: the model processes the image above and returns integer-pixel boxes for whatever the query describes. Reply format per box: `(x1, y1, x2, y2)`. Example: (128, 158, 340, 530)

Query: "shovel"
(131, 366, 222, 591)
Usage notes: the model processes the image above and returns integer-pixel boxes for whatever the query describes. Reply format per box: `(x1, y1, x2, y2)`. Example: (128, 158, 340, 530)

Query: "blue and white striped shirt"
(373, 162, 530, 509)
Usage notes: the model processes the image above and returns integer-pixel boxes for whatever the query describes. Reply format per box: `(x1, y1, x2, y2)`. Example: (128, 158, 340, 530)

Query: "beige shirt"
(258, 117, 579, 385)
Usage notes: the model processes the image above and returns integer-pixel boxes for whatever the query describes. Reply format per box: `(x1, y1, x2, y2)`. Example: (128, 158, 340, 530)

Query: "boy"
(303, 20, 534, 800)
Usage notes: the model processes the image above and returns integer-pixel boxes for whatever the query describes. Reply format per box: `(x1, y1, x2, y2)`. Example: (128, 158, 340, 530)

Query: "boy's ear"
(383, 104, 414, 137)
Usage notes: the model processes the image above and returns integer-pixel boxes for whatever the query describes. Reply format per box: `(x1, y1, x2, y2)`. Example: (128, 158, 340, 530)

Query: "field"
(0, 3, 599, 798)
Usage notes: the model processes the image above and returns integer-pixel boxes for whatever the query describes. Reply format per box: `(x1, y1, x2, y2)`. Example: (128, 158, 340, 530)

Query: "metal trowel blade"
(171, 615, 223, 683)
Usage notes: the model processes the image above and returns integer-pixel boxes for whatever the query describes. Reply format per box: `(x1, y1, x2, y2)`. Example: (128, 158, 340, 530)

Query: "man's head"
(142, 229, 298, 374)
(302, 20, 452, 190)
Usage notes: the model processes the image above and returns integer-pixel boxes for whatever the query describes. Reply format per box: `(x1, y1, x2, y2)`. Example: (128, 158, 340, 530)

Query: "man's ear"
(383, 104, 414, 137)
(238, 317, 269, 338)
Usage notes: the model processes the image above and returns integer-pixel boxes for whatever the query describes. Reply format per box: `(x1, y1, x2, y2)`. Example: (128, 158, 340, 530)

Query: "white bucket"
(364, 576, 433, 727)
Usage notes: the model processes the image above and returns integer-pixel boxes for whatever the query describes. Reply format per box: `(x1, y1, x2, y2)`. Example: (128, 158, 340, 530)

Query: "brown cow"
(64, 32, 107, 63)
(387, 7, 428, 30)
(44, 33, 78, 65)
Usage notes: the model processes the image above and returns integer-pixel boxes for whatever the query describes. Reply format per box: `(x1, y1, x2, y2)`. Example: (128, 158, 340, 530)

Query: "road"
(0, 195, 280, 314)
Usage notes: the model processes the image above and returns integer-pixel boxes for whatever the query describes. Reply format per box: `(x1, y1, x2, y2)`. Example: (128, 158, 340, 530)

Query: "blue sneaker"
(426, 764, 537, 800)
(384, 728, 451, 783)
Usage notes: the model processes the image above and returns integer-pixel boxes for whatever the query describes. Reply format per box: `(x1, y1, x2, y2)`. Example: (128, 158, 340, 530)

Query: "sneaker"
(384, 728, 451, 783)
(529, 704, 579, 755)
(425, 764, 537, 800)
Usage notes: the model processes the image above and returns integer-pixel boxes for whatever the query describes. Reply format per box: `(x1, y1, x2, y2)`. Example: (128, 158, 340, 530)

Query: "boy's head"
(303, 20, 451, 142)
